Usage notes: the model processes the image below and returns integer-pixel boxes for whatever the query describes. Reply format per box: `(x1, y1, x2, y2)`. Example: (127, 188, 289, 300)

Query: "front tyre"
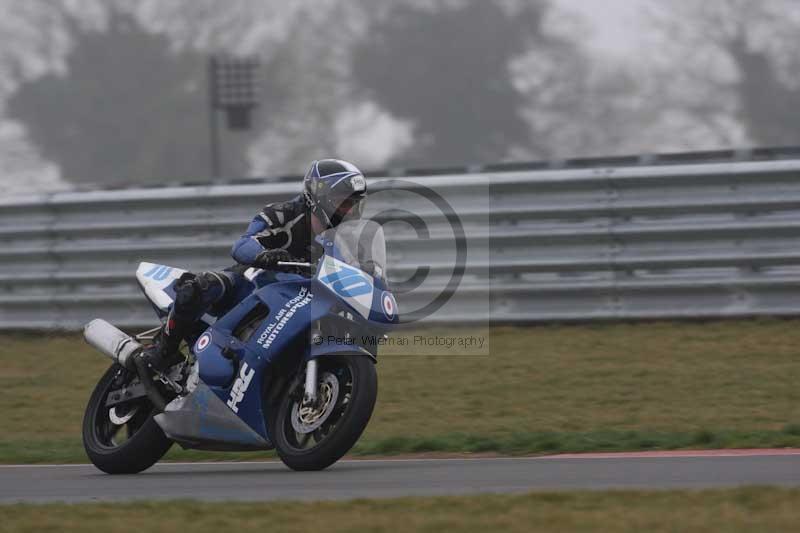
(82, 364, 173, 474)
(271, 355, 377, 471)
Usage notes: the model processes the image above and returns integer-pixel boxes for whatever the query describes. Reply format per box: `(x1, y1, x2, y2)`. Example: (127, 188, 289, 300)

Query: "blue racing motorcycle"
(82, 220, 398, 473)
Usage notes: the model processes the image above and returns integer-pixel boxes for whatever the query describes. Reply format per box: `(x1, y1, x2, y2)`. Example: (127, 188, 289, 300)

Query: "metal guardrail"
(3, 158, 800, 329)
(27, 145, 800, 191)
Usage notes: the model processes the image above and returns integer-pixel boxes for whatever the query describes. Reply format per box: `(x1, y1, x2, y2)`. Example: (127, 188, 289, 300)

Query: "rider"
(139, 158, 368, 371)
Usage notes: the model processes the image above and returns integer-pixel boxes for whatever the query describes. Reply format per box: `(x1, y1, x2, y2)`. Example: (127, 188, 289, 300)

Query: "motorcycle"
(81, 219, 398, 474)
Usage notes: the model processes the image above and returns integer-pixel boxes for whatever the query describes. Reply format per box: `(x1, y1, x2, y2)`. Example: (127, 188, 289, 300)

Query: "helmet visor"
(334, 195, 365, 222)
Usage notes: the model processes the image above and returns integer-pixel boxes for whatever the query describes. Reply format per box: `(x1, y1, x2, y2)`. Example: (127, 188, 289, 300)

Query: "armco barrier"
(3, 158, 800, 329)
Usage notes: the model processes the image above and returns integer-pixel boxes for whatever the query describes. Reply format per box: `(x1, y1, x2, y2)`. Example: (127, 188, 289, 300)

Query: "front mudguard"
(307, 343, 377, 363)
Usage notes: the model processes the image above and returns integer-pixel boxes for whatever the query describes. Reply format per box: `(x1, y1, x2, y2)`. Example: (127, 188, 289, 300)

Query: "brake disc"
(109, 406, 138, 425)
(291, 372, 340, 434)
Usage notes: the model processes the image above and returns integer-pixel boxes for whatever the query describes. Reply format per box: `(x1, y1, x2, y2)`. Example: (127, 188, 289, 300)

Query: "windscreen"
(323, 220, 387, 280)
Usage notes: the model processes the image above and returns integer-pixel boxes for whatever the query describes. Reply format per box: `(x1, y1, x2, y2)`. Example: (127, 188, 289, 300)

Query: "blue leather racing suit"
(161, 195, 318, 351)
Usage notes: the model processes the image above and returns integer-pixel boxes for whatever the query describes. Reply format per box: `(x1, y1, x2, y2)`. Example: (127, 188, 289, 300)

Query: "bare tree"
(351, 0, 595, 167)
(0, 0, 359, 184)
(6, 7, 246, 186)
(646, 0, 800, 149)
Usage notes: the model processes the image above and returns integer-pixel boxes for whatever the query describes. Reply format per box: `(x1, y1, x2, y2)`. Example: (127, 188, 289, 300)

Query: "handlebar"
(275, 260, 316, 276)
(277, 261, 314, 268)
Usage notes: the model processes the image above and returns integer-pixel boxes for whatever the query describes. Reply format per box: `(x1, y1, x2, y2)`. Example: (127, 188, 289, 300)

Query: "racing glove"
(253, 249, 293, 269)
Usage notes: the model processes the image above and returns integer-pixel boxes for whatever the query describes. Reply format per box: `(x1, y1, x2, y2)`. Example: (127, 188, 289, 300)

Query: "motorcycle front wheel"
(270, 355, 377, 471)
(82, 364, 173, 474)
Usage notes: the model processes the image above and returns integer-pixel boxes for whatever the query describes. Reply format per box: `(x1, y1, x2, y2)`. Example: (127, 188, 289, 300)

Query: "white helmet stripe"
(330, 172, 360, 188)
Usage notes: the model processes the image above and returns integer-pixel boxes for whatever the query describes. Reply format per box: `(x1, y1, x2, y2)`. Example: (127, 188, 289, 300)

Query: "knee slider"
(198, 271, 233, 304)
(199, 271, 228, 288)
(172, 271, 232, 314)
(173, 273, 202, 311)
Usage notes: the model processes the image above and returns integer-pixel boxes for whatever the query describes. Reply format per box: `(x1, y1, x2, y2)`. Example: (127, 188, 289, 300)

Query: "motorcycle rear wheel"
(82, 364, 173, 474)
(270, 355, 377, 471)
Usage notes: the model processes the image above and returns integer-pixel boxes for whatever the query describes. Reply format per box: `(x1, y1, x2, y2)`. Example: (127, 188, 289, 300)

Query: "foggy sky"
(555, 0, 647, 57)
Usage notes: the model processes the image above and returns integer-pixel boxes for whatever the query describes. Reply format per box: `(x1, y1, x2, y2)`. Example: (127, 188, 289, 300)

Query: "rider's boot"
(138, 312, 188, 373)
(137, 271, 228, 373)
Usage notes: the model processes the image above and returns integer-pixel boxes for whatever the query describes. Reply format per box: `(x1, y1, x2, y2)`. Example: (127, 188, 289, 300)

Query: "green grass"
(1, 319, 800, 463)
(3, 488, 800, 532)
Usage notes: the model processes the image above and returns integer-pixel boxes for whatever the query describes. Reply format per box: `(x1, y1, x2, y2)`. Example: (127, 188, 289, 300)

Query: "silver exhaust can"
(83, 319, 142, 370)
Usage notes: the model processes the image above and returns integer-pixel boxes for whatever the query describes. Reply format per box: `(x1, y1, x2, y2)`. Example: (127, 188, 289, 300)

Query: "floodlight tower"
(208, 55, 260, 181)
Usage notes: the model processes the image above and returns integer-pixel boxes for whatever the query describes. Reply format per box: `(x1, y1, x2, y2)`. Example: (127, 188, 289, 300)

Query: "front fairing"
(189, 277, 331, 441)
(314, 221, 399, 327)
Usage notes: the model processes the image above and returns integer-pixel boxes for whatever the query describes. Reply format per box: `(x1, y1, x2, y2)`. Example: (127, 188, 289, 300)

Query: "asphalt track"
(1, 450, 799, 503)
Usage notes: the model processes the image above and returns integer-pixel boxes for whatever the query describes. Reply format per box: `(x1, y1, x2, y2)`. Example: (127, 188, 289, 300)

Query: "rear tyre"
(270, 355, 377, 471)
(82, 364, 173, 474)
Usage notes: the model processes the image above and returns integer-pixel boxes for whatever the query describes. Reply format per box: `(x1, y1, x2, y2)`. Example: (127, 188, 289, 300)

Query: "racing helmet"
(303, 159, 367, 228)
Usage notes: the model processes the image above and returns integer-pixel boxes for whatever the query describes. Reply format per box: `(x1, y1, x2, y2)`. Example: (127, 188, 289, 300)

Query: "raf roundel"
(195, 332, 212, 352)
(381, 291, 396, 320)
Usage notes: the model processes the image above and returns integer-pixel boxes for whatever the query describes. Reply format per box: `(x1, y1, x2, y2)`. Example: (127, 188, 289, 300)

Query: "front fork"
(303, 359, 319, 403)
(303, 321, 322, 403)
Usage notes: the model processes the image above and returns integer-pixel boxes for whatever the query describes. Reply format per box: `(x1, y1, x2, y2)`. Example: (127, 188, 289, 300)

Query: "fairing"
(154, 220, 397, 450)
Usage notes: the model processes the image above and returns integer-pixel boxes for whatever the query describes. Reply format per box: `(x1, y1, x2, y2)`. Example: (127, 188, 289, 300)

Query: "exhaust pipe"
(84, 319, 168, 412)
(83, 319, 142, 371)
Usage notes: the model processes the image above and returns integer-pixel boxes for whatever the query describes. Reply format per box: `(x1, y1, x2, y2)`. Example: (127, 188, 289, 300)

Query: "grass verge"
(1, 319, 799, 463)
(3, 427, 800, 464)
(2, 488, 800, 532)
